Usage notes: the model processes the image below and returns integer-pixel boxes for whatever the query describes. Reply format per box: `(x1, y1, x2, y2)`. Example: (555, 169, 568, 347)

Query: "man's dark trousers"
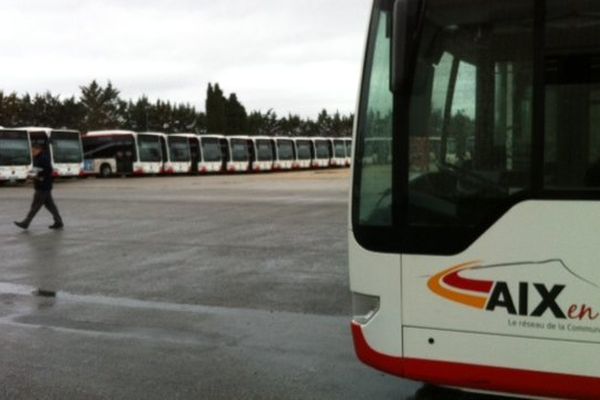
(23, 190, 63, 226)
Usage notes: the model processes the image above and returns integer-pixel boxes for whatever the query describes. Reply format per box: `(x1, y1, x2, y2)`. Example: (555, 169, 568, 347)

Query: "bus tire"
(99, 164, 112, 178)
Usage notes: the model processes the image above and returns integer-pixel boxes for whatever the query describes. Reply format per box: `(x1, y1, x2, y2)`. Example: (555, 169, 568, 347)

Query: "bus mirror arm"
(390, 0, 422, 93)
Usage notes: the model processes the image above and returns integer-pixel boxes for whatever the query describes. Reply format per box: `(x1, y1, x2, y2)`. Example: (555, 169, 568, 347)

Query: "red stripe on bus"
(441, 269, 493, 294)
(351, 322, 600, 399)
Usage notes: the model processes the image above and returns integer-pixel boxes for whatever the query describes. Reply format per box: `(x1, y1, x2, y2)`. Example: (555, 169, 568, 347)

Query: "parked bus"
(20, 127, 83, 177)
(350, 1, 600, 399)
(171, 133, 200, 174)
(0, 129, 32, 184)
(344, 138, 352, 167)
(330, 138, 348, 167)
(222, 136, 251, 173)
(83, 131, 162, 176)
(273, 137, 295, 171)
(162, 133, 192, 174)
(293, 138, 314, 169)
(251, 136, 275, 172)
(198, 134, 224, 173)
(311, 138, 332, 168)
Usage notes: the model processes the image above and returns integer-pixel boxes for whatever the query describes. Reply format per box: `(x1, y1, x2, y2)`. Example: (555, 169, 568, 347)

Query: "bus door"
(189, 137, 200, 174)
(115, 136, 135, 174)
(219, 139, 230, 171)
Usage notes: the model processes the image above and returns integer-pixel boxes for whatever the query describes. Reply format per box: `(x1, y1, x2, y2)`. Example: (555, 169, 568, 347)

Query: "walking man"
(14, 143, 64, 230)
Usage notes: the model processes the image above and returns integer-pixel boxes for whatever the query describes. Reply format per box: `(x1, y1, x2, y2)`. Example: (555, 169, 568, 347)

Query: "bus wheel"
(99, 164, 112, 178)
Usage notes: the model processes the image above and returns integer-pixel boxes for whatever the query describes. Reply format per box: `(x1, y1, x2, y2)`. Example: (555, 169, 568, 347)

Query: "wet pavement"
(0, 172, 517, 399)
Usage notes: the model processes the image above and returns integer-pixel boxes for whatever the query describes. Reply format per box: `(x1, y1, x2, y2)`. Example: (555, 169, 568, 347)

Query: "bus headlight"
(352, 292, 380, 325)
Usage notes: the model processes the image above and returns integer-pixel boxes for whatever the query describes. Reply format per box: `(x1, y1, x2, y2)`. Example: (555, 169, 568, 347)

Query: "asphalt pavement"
(0, 171, 515, 399)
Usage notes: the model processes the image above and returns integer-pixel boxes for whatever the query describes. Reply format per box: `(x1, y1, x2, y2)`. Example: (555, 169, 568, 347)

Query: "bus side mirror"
(391, 0, 420, 93)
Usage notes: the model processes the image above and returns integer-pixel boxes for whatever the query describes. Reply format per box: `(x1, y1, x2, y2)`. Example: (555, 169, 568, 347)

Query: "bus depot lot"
(0, 171, 511, 400)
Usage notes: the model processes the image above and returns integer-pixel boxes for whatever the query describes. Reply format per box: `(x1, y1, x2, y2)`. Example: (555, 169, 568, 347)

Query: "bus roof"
(85, 130, 137, 137)
(18, 127, 80, 134)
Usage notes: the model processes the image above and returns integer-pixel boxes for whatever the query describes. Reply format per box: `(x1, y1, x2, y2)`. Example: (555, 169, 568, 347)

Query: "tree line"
(0, 80, 353, 137)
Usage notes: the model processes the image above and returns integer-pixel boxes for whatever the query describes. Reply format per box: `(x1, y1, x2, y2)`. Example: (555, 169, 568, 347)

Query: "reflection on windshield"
(296, 142, 312, 159)
(315, 142, 330, 159)
(138, 135, 162, 162)
(277, 141, 294, 160)
(256, 140, 273, 161)
(231, 140, 248, 161)
(0, 136, 31, 166)
(202, 139, 222, 162)
(168, 138, 190, 162)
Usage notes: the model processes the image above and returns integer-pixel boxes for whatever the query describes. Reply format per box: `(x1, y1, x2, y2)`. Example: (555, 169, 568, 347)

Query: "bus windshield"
(138, 135, 162, 162)
(168, 137, 190, 162)
(51, 131, 83, 163)
(334, 141, 346, 158)
(256, 140, 274, 161)
(202, 138, 222, 162)
(0, 132, 31, 166)
(354, 0, 600, 254)
(315, 141, 330, 159)
(231, 140, 248, 162)
(277, 140, 294, 160)
(296, 141, 312, 160)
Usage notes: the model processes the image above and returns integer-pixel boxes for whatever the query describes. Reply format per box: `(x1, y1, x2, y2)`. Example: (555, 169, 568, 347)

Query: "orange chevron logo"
(427, 261, 493, 309)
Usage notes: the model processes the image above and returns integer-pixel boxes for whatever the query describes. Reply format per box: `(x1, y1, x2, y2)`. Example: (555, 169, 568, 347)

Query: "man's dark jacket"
(34, 152, 54, 191)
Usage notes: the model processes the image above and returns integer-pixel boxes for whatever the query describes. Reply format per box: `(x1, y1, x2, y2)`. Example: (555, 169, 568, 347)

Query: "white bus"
(83, 131, 162, 176)
(222, 136, 251, 173)
(162, 133, 192, 175)
(198, 134, 225, 173)
(293, 138, 313, 169)
(311, 138, 332, 168)
(350, 1, 600, 399)
(21, 127, 83, 177)
(330, 138, 348, 167)
(0, 129, 32, 184)
(251, 136, 275, 172)
(273, 137, 295, 171)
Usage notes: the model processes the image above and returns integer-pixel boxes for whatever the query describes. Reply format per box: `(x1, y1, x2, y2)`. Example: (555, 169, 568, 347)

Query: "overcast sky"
(1, 0, 372, 118)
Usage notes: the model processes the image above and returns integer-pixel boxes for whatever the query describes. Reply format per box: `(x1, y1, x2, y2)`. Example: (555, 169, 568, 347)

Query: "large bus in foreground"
(350, 1, 600, 399)
(20, 127, 83, 177)
(0, 129, 32, 183)
(83, 131, 162, 176)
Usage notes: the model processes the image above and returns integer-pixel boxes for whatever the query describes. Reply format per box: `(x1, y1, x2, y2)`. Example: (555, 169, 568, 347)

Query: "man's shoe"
(48, 223, 64, 230)
(33, 289, 57, 297)
(14, 221, 28, 230)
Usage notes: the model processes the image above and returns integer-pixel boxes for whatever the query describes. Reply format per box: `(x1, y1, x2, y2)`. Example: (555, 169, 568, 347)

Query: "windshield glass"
(231, 140, 248, 161)
(334, 141, 346, 158)
(345, 140, 352, 157)
(51, 131, 83, 163)
(0, 132, 31, 166)
(202, 138, 222, 162)
(256, 140, 274, 161)
(168, 137, 191, 162)
(315, 141, 330, 159)
(138, 134, 162, 162)
(296, 141, 312, 159)
(277, 140, 294, 160)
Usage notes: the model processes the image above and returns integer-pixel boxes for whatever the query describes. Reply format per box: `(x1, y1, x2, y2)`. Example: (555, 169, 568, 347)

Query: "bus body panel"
(0, 130, 32, 182)
(351, 200, 600, 398)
